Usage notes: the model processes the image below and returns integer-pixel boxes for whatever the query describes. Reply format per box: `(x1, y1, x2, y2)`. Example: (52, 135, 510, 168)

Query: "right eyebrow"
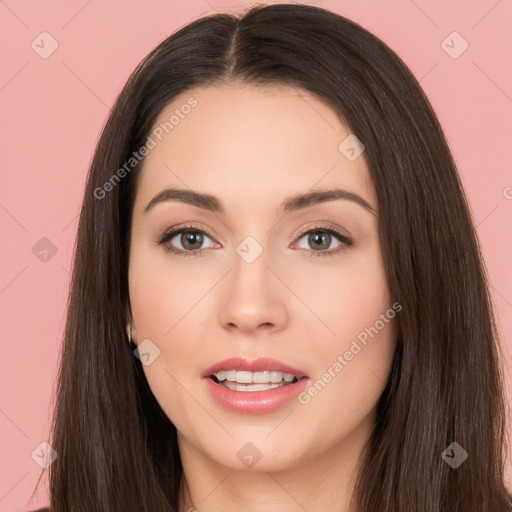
(144, 188, 223, 214)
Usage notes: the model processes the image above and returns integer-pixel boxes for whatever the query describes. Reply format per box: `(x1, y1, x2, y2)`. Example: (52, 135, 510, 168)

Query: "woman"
(30, 3, 512, 511)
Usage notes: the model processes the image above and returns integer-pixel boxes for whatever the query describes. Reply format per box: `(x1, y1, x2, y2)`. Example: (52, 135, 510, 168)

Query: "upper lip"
(201, 357, 308, 379)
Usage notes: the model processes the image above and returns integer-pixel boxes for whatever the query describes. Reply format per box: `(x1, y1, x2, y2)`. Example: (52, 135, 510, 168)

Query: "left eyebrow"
(282, 188, 377, 216)
(143, 187, 377, 216)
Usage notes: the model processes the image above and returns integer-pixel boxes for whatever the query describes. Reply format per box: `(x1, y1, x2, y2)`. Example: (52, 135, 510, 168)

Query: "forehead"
(133, 82, 376, 215)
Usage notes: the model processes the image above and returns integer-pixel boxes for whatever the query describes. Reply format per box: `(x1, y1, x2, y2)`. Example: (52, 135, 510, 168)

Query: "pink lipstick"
(202, 357, 309, 414)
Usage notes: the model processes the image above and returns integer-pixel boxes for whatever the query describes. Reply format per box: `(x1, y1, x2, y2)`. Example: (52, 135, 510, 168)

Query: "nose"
(218, 247, 288, 336)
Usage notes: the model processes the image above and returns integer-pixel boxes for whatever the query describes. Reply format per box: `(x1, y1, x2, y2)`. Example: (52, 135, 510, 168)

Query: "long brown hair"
(33, 3, 511, 511)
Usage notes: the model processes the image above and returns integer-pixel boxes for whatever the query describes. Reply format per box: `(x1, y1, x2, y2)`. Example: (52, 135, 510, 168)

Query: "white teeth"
(213, 370, 298, 384)
(270, 371, 282, 383)
(222, 381, 283, 392)
(253, 371, 269, 383)
(236, 371, 252, 384)
(224, 370, 236, 382)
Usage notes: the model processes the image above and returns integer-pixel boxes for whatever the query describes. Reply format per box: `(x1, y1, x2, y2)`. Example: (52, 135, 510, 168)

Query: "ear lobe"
(126, 303, 138, 346)
(126, 320, 139, 346)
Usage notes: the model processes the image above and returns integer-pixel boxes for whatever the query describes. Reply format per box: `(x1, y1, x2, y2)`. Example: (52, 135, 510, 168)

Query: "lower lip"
(203, 376, 310, 414)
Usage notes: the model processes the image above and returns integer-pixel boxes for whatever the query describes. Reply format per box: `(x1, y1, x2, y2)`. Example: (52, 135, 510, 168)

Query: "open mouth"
(203, 364, 310, 413)
(209, 370, 303, 392)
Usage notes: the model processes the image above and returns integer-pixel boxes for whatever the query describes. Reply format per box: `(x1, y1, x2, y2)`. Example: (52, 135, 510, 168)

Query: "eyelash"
(155, 223, 354, 258)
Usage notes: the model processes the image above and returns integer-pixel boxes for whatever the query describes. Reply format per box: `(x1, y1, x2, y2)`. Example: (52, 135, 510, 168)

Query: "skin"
(128, 82, 398, 512)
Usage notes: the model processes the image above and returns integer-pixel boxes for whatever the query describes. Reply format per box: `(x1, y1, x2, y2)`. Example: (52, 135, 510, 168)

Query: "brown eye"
(156, 225, 218, 256)
(294, 227, 352, 257)
(307, 231, 332, 251)
(180, 230, 204, 251)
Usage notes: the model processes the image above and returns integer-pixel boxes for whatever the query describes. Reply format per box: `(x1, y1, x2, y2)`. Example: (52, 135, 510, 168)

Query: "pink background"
(1, 1, 511, 510)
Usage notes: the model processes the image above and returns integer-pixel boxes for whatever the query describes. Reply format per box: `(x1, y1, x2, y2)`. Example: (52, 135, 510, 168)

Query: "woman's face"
(128, 82, 398, 472)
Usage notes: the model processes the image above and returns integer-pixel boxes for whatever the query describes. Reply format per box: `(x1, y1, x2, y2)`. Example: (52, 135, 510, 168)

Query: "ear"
(126, 322, 139, 347)
(130, 322, 139, 346)
(126, 304, 139, 346)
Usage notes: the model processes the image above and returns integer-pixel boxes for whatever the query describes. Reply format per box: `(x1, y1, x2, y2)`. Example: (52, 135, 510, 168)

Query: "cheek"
(128, 241, 213, 341)
(283, 242, 392, 343)
(127, 244, 217, 417)
(290, 245, 397, 418)
(296, 315, 397, 456)
(138, 355, 198, 429)
(128, 250, 203, 431)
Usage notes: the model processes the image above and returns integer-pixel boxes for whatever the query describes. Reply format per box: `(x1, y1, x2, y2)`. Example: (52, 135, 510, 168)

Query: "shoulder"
(29, 508, 50, 512)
